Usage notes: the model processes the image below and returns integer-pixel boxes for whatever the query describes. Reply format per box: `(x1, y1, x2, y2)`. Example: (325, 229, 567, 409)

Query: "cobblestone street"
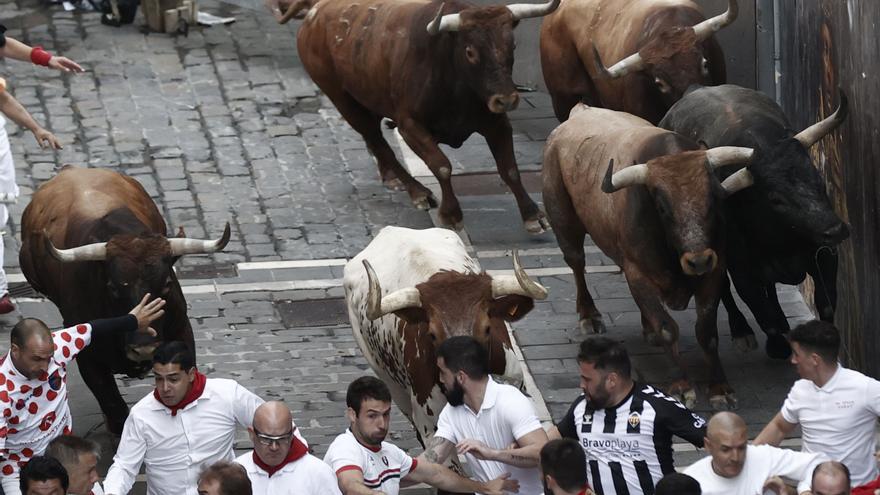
(0, 1, 812, 492)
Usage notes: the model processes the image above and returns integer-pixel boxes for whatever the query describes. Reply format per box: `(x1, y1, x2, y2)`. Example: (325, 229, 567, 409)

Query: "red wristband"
(30, 46, 52, 67)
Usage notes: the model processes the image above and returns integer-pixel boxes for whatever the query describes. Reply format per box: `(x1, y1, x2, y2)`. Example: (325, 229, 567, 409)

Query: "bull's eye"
(430, 333, 437, 342)
(465, 45, 479, 65)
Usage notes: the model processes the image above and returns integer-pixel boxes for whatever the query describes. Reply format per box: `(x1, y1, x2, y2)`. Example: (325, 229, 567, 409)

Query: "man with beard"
(323, 376, 517, 495)
(421, 336, 548, 495)
(540, 439, 593, 495)
(547, 337, 707, 495)
(684, 412, 825, 495)
(235, 401, 339, 494)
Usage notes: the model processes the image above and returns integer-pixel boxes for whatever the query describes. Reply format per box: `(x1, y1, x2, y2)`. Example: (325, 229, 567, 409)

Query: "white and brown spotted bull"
(19, 166, 230, 433)
(540, 0, 736, 123)
(290, 0, 558, 233)
(542, 105, 754, 409)
(344, 226, 546, 443)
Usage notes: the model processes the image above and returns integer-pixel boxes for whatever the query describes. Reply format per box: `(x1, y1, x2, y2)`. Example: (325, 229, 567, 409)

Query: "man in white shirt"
(0, 295, 164, 495)
(235, 401, 338, 494)
(755, 320, 880, 486)
(46, 435, 104, 495)
(103, 342, 265, 495)
(684, 412, 826, 495)
(324, 375, 518, 495)
(811, 461, 850, 495)
(421, 336, 549, 495)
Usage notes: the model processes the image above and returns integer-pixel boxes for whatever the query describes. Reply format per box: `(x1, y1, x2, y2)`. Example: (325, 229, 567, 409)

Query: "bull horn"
(692, 0, 738, 41)
(507, 0, 560, 21)
(601, 159, 649, 193)
(592, 44, 644, 80)
(491, 250, 548, 300)
(363, 260, 422, 320)
(705, 146, 754, 169)
(426, 3, 461, 34)
(167, 222, 232, 256)
(794, 90, 849, 148)
(44, 232, 107, 263)
(721, 167, 754, 194)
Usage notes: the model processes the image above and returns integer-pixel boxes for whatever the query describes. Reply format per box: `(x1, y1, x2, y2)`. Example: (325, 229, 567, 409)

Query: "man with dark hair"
(198, 461, 252, 495)
(812, 461, 850, 495)
(324, 376, 517, 495)
(540, 439, 592, 495)
(419, 336, 548, 494)
(104, 342, 267, 495)
(19, 455, 69, 495)
(46, 435, 102, 494)
(656, 473, 701, 495)
(755, 320, 880, 486)
(0, 296, 164, 495)
(548, 337, 707, 495)
(235, 401, 336, 494)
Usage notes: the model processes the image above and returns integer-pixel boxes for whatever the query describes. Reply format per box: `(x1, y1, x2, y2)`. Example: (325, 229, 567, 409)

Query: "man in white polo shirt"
(235, 401, 338, 494)
(103, 342, 266, 495)
(755, 320, 880, 486)
(420, 336, 548, 495)
(324, 376, 517, 495)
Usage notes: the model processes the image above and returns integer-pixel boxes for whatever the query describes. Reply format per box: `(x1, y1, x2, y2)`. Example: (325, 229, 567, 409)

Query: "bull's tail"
(277, 0, 315, 23)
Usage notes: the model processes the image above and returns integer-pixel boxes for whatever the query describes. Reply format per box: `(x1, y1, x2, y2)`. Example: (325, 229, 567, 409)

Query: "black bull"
(660, 84, 849, 358)
(19, 167, 230, 433)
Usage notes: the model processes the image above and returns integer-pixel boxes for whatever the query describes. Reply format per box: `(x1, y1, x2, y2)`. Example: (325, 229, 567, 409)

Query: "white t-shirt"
(434, 378, 544, 495)
(323, 429, 416, 495)
(684, 445, 826, 495)
(235, 450, 341, 495)
(780, 365, 880, 485)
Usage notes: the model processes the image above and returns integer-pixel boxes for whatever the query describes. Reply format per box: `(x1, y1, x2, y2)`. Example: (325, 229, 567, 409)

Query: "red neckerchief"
(252, 434, 309, 477)
(153, 370, 206, 416)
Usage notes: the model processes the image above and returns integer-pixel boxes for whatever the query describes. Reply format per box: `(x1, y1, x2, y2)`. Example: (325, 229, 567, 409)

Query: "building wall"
(775, 1, 879, 375)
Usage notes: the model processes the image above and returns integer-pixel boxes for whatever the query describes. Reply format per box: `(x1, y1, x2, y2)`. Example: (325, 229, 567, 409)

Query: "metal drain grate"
(175, 263, 238, 280)
(8, 282, 39, 298)
(276, 298, 350, 328)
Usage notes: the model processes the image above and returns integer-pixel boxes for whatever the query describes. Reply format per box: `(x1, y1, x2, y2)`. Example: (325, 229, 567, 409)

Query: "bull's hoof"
(524, 215, 551, 235)
(766, 334, 792, 360)
(579, 316, 606, 334)
(382, 177, 406, 192)
(411, 190, 438, 210)
(733, 334, 758, 353)
(668, 381, 697, 409)
(709, 393, 738, 411)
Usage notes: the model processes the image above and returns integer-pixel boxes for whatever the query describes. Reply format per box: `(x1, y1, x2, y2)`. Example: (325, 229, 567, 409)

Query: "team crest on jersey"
(382, 456, 389, 466)
(628, 412, 641, 428)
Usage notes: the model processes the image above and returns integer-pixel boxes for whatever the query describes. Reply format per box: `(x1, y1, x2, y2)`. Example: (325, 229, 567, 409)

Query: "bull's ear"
(489, 295, 535, 321)
(393, 307, 428, 324)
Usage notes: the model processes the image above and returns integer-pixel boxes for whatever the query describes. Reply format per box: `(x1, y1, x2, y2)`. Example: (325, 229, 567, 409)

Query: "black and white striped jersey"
(557, 383, 707, 495)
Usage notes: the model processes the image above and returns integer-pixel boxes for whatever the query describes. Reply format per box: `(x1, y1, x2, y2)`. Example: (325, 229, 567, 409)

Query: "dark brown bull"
(540, 0, 736, 123)
(19, 167, 230, 433)
(542, 105, 753, 408)
(292, 0, 558, 232)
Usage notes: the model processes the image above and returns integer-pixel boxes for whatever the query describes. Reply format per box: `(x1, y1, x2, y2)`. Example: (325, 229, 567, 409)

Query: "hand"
(763, 476, 787, 495)
(482, 472, 519, 495)
(129, 294, 165, 335)
(47, 56, 84, 73)
(32, 128, 62, 150)
(456, 439, 496, 461)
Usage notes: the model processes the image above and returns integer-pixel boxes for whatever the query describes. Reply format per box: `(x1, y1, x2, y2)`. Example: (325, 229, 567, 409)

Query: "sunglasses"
(253, 426, 295, 447)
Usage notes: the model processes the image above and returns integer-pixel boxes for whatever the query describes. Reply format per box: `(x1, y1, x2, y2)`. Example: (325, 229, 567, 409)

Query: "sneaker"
(0, 295, 14, 315)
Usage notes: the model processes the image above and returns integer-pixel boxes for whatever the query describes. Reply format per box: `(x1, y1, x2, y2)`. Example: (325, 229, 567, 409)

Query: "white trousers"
(0, 115, 20, 297)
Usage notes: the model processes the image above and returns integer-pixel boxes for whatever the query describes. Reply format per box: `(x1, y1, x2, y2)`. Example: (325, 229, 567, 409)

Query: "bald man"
(684, 412, 827, 495)
(812, 461, 850, 495)
(0, 296, 164, 495)
(234, 401, 340, 495)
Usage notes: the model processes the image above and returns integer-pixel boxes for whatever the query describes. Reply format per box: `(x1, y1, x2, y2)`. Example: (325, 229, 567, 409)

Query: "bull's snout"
(488, 92, 520, 114)
(820, 222, 850, 245)
(680, 249, 718, 276)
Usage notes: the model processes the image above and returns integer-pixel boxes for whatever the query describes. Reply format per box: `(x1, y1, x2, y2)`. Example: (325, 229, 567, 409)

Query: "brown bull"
(19, 166, 230, 433)
(542, 105, 753, 408)
(293, 0, 558, 233)
(540, 0, 736, 123)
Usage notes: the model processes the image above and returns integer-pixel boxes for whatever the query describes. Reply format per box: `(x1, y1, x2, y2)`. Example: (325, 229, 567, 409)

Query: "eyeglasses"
(253, 427, 294, 447)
